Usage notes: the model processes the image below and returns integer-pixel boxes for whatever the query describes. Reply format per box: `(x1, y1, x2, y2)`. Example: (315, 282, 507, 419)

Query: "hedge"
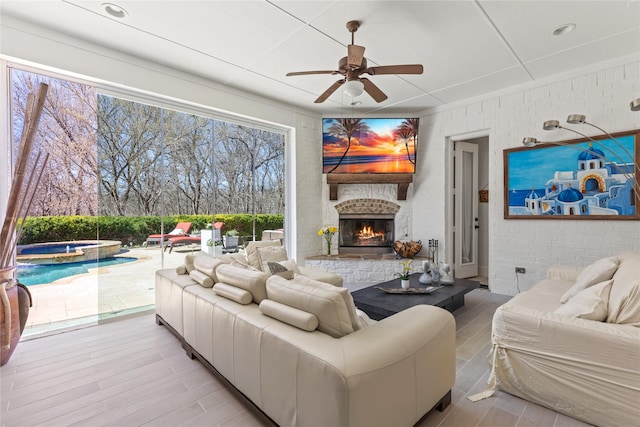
(18, 214, 284, 246)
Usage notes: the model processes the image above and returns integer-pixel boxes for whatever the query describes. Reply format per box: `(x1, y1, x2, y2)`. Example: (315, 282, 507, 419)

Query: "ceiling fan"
(286, 20, 423, 103)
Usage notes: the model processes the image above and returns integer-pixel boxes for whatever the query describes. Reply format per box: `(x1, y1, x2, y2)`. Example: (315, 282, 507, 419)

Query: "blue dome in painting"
(577, 143, 605, 161)
(527, 188, 540, 199)
(558, 185, 583, 202)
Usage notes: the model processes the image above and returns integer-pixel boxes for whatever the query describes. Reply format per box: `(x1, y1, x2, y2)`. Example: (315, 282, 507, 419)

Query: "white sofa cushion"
(559, 256, 618, 303)
(193, 253, 227, 282)
(214, 283, 253, 305)
(216, 263, 269, 303)
(259, 299, 319, 331)
(266, 275, 354, 338)
(607, 252, 640, 326)
(554, 279, 612, 321)
(607, 280, 640, 326)
(291, 274, 364, 331)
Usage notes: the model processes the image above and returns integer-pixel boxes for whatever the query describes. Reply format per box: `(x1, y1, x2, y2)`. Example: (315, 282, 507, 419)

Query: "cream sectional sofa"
(155, 243, 456, 427)
(481, 251, 640, 427)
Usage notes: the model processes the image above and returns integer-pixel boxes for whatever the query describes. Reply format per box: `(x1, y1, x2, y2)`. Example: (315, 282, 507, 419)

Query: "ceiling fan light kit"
(286, 20, 424, 104)
(344, 80, 364, 98)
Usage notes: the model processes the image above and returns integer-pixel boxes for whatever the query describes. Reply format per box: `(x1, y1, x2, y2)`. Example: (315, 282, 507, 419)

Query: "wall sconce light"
(542, 117, 638, 174)
(522, 99, 640, 197)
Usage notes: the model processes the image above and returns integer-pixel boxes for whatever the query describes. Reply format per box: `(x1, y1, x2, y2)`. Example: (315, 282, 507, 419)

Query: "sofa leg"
(437, 390, 452, 412)
(182, 342, 195, 360)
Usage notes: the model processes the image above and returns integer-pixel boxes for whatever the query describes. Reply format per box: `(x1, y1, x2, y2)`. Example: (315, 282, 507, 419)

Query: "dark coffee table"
(351, 273, 479, 320)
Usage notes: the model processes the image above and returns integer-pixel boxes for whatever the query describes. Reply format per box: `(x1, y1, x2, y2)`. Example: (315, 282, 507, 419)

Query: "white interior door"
(454, 141, 479, 278)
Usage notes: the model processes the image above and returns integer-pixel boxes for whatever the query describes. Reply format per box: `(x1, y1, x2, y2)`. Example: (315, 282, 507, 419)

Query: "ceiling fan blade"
(347, 44, 365, 67)
(286, 70, 339, 76)
(365, 64, 423, 75)
(315, 79, 345, 103)
(360, 78, 388, 103)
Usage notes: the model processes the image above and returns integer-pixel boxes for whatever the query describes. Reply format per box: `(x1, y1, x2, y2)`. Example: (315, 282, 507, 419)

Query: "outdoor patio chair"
(164, 235, 201, 253)
(145, 222, 192, 246)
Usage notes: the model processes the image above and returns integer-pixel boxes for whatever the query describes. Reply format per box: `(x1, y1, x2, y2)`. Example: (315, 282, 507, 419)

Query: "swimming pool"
(17, 257, 137, 286)
(17, 240, 122, 265)
(19, 243, 94, 255)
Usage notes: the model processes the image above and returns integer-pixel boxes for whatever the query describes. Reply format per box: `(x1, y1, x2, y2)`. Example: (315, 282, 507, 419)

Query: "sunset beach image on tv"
(322, 117, 418, 174)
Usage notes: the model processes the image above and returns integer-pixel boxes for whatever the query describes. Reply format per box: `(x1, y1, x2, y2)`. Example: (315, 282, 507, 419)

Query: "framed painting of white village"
(504, 130, 639, 220)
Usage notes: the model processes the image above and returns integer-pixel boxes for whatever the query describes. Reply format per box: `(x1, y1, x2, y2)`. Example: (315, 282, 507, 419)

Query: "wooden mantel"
(326, 173, 413, 200)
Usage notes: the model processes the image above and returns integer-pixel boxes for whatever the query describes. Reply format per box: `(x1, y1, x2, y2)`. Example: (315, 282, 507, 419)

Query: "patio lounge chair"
(145, 222, 192, 246)
(164, 235, 201, 253)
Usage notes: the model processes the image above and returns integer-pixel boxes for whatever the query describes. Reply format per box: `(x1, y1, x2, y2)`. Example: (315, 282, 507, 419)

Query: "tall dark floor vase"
(1, 266, 32, 366)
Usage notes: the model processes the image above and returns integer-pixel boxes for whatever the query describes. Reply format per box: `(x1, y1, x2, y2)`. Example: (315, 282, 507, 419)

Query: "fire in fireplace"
(338, 214, 394, 254)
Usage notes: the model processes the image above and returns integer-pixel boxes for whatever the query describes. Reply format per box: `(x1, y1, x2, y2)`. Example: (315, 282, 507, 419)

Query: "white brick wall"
(306, 257, 425, 287)
(419, 59, 640, 295)
(318, 58, 640, 295)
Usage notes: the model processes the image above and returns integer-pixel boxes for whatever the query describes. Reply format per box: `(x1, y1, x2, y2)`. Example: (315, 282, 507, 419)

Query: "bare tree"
(12, 70, 98, 216)
(12, 69, 285, 220)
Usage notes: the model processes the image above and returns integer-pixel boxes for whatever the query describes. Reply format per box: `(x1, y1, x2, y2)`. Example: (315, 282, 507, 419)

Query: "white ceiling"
(1, 1, 639, 114)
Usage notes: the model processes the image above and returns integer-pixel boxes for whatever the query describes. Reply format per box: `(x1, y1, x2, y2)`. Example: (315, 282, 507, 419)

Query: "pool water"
(17, 257, 137, 286)
(19, 243, 92, 255)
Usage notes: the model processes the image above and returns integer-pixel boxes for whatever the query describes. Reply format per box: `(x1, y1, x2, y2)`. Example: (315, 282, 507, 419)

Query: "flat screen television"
(322, 117, 418, 174)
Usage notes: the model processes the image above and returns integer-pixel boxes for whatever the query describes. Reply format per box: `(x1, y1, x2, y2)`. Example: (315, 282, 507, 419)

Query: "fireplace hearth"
(339, 214, 394, 254)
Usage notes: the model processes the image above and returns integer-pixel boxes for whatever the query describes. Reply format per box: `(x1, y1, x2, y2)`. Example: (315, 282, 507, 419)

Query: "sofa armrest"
(289, 304, 456, 427)
(338, 305, 455, 373)
(491, 304, 640, 427)
(493, 304, 640, 374)
(546, 265, 582, 281)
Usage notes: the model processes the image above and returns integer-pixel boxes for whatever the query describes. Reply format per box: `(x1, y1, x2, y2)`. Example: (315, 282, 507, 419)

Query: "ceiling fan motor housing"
(339, 56, 367, 72)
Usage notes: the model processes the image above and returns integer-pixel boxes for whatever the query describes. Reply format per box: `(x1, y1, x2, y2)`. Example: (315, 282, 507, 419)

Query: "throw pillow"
(607, 280, 640, 326)
(266, 275, 354, 338)
(559, 257, 619, 303)
(213, 283, 253, 305)
(554, 279, 613, 321)
(267, 262, 294, 280)
(245, 240, 281, 270)
(189, 270, 214, 288)
(279, 259, 301, 274)
(256, 245, 288, 272)
(259, 299, 319, 331)
(176, 264, 187, 275)
(184, 254, 196, 273)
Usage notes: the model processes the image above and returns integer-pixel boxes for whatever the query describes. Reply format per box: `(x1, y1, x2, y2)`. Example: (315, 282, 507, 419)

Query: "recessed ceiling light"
(102, 3, 128, 18)
(552, 23, 576, 36)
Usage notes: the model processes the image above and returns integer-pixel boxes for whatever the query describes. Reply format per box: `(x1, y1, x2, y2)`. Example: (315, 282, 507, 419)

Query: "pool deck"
(22, 245, 196, 337)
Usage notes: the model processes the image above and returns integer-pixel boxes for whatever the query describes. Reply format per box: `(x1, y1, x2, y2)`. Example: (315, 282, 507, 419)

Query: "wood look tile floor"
(0, 289, 593, 427)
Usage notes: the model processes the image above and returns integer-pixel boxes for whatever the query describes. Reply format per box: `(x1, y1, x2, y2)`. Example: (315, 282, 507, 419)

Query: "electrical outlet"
(515, 267, 526, 274)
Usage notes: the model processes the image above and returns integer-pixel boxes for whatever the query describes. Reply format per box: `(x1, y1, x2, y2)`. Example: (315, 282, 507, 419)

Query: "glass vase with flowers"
(317, 226, 338, 255)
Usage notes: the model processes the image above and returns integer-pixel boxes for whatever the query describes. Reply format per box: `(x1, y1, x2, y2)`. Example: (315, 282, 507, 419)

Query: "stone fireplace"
(335, 198, 400, 254)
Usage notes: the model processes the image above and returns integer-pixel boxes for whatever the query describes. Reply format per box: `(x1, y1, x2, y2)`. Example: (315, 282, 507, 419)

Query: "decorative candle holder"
(419, 260, 432, 284)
